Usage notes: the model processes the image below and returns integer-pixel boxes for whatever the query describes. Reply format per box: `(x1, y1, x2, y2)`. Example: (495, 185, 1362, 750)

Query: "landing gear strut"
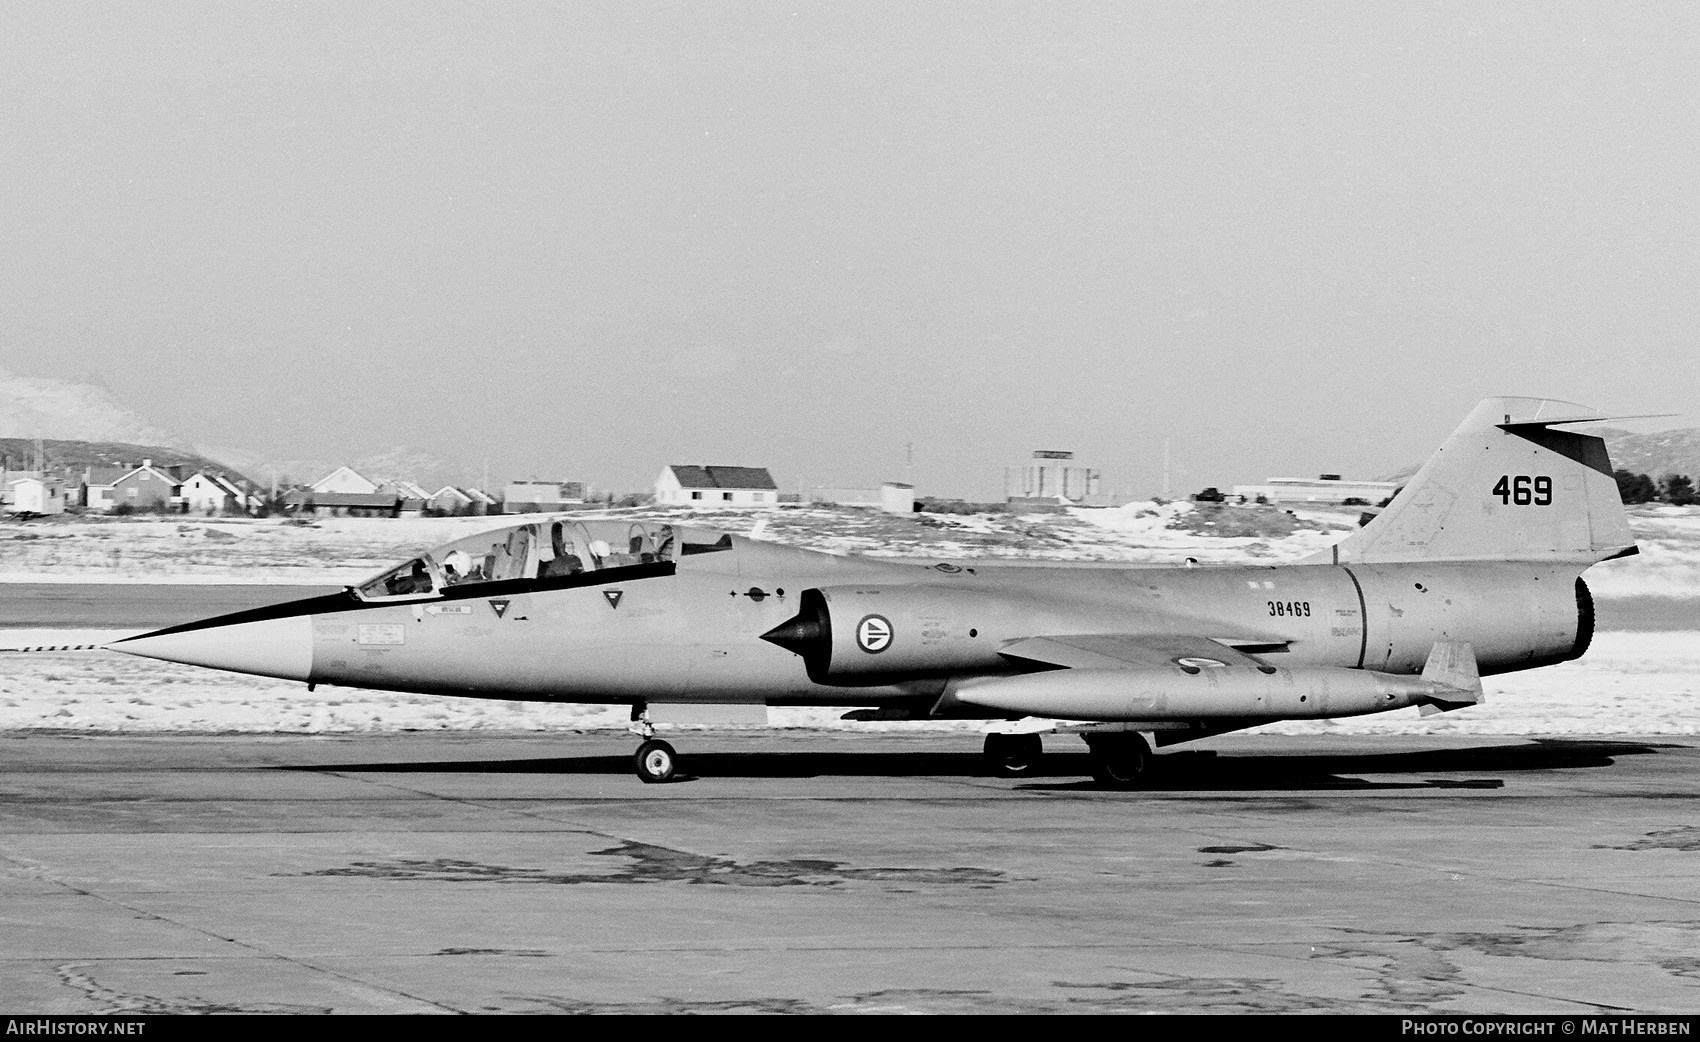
(983, 732, 1043, 776)
(1084, 732, 1152, 789)
(629, 703, 680, 784)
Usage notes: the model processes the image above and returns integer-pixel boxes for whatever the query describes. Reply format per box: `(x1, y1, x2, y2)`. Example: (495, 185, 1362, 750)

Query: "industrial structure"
(1005, 450, 1109, 506)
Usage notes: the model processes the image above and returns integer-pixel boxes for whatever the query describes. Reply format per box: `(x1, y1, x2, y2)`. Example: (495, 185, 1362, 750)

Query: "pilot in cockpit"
(440, 550, 472, 585)
(540, 522, 584, 578)
(385, 559, 433, 596)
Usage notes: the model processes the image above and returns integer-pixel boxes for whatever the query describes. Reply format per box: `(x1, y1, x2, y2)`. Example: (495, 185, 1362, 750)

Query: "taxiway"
(2, 730, 1697, 1014)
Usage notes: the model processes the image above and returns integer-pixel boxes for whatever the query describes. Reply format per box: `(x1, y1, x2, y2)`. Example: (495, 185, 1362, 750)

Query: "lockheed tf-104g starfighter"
(114, 397, 1639, 785)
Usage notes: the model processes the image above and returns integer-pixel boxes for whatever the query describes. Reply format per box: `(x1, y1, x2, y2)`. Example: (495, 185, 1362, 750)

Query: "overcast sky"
(2, 2, 1696, 498)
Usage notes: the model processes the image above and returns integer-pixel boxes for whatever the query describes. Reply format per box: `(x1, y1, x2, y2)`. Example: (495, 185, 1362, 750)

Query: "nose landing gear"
(629, 703, 681, 784)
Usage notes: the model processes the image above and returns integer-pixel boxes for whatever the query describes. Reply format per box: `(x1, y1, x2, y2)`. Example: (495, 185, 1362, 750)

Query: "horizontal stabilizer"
(1417, 642, 1483, 715)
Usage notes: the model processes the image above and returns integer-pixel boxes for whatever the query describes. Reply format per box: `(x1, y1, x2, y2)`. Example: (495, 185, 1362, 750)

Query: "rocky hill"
(1380, 426, 1700, 485)
(1587, 427, 1700, 481)
(0, 438, 257, 487)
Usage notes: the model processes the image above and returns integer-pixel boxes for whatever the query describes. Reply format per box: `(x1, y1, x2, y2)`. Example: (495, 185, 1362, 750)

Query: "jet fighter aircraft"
(113, 397, 1638, 785)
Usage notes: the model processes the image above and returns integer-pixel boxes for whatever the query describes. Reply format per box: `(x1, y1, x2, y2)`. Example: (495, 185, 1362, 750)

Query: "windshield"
(351, 519, 716, 601)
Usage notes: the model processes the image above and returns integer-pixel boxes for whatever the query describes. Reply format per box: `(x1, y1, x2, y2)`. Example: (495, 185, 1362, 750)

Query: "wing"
(996, 633, 1285, 672)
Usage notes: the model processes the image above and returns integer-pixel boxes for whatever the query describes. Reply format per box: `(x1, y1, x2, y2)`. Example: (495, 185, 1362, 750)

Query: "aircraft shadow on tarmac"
(282, 739, 1666, 791)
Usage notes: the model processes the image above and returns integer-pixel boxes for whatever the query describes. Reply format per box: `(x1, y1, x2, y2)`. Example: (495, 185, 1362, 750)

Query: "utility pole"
(905, 442, 913, 486)
(1162, 438, 1171, 499)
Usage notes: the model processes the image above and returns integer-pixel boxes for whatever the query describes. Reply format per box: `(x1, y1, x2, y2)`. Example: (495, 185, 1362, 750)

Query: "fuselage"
(123, 531, 1593, 717)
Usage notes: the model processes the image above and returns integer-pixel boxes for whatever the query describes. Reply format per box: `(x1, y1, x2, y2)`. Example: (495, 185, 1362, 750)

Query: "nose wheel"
(634, 739, 679, 784)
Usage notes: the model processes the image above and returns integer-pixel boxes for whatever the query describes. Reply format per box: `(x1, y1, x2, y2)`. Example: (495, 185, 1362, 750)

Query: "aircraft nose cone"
(110, 615, 314, 682)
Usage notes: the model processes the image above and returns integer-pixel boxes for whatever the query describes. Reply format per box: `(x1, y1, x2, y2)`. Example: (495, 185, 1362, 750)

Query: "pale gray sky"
(3, 2, 1696, 498)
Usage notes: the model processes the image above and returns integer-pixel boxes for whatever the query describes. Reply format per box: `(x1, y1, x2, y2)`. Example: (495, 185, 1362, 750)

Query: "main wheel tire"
(1086, 733, 1151, 789)
(984, 733, 1043, 776)
(634, 739, 678, 784)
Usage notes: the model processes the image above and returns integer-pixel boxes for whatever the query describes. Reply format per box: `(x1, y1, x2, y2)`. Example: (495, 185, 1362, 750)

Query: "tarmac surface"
(3, 729, 1698, 1014)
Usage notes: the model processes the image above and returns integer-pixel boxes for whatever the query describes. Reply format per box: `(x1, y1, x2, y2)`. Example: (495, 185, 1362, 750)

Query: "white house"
(4, 476, 64, 516)
(311, 466, 378, 495)
(429, 486, 474, 514)
(654, 466, 779, 508)
(79, 466, 127, 512)
(428, 486, 499, 516)
(181, 472, 247, 515)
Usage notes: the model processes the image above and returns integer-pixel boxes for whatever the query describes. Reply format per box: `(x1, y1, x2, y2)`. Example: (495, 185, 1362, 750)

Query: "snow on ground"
(0, 514, 503, 585)
(1, 502, 1697, 735)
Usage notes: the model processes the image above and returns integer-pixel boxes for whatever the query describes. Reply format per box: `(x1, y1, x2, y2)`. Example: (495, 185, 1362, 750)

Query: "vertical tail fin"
(1314, 397, 1636, 565)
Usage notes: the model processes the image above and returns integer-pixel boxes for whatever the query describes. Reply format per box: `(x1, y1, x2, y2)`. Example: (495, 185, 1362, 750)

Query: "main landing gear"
(983, 726, 1159, 787)
(629, 705, 679, 784)
(983, 732, 1044, 776)
(1083, 732, 1151, 789)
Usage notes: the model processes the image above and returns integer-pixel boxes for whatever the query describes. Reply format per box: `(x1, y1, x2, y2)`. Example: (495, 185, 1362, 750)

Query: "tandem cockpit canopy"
(352, 519, 733, 601)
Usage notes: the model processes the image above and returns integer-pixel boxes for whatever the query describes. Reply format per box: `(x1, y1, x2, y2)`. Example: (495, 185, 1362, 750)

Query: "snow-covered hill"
(0, 366, 178, 445)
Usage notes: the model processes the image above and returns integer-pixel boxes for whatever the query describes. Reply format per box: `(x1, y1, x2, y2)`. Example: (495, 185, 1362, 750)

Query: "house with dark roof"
(107, 460, 184, 513)
(654, 465, 779, 508)
(282, 490, 402, 518)
(79, 466, 130, 512)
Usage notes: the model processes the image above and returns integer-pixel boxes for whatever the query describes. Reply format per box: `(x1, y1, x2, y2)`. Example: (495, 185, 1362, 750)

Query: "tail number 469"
(1492, 475, 1552, 506)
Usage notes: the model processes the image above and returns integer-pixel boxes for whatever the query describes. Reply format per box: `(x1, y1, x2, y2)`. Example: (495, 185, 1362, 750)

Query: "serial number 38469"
(1268, 601, 1311, 617)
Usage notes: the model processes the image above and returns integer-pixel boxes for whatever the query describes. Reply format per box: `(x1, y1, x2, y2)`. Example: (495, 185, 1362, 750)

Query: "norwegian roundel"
(856, 614, 894, 654)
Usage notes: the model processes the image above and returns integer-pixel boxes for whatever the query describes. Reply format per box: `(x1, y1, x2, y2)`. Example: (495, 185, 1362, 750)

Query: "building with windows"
(108, 461, 184, 513)
(1230, 474, 1400, 505)
(810, 482, 915, 514)
(3, 476, 65, 516)
(181, 472, 249, 515)
(79, 466, 128, 512)
(654, 465, 778, 508)
(503, 481, 586, 513)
